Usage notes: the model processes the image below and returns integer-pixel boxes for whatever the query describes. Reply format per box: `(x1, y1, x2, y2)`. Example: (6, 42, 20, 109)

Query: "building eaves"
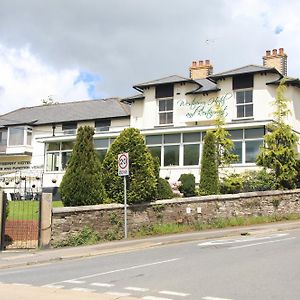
(186, 78, 220, 94)
(121, 94, 145, 104)
(133, 75, 194, 91)
(266, 77, 300, 88)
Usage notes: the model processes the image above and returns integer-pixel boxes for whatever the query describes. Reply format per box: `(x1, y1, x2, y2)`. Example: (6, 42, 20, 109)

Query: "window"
(0, 129, 7, 151)
(46, 152, 60, 171)
(183, 132, 201, 166)
(95, 119, 111, 132)
(61, 152, 72, 170)
(164, 145, 179, 166)
(236, 90, 253, 118)
(62, 122, 77, 135)
(159, 99, 173, 125)
(228, 127, 264, 164)
(9, 127, 24, 145)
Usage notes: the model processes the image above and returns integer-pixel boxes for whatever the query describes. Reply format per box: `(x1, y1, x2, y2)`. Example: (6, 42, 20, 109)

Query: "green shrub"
(59, 126, 107, 206)
(199, 131, 219, 195)
(220, 169, 276, 194)
(102, 128, 157, 204)
(179, 174, 196, 197)
(156, 178, 173, 200)
(54, 226, 100, 247)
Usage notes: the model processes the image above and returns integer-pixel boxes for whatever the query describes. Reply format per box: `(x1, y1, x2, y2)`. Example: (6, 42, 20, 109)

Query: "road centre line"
(90, 282, 114, 287)
(202, 297, 232, 300)
(229, 237, 296, 249)
(64, 279, 85, 284)
(106, 291, 131, 297)
(198, 233, 289, 247)
(160, 290, 190, 297)
(125, 286, 149, 292)
(143, 297, 173, 300)
(49, 258, 180, 284)
(42, 284, 64, 289)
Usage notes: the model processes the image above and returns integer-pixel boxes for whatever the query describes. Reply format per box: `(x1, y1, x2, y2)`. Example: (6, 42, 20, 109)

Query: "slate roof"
(209, 64, 280, 80)
(121, 94, 145, 104)
(186, 78, 220, 94)
(0, 98, 130, 127)
(266, 77, 300, 88)
(133, 75, 193, 90)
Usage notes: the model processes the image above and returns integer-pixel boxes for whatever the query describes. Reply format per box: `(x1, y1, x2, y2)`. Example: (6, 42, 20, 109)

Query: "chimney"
(263, 48, 287, 76)
(189, 59, 213, 79)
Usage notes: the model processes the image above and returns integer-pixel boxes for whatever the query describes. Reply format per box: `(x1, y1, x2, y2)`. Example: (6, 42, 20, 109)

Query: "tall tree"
(213, 99, 238, 168)
(59, 126, 107, 206)
(102, 128, 157, 204)
(256, 78, 299, 189)
(199, 131, 219, 195)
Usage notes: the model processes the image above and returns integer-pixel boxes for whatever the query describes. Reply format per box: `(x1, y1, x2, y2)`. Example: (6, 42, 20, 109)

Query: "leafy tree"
(199, 131, 219, 195)
(213, 99, 238, 168)
(257, 78, 299, 189)
(41, 95, 58, 105)
(59, 126, 106, 206)
(102, 128, 157, 204)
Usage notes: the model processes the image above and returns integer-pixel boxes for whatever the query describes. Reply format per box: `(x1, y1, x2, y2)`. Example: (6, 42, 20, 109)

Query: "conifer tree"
(199, 131, 219, 195)
(102, 128, 157, 204)
(256, 78, 299, 189)
(213, 99, 238, 168)
(59, 126, 107, 206)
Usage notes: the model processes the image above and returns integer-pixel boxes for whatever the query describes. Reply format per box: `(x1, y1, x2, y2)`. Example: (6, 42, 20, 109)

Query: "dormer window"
(156, 84, 174, 125)
(95, 119, 111, 132)
(62, 122, 77, 135)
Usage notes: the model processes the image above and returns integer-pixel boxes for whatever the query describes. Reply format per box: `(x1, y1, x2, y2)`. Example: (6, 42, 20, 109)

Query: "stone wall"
(51, 189, 300, 245)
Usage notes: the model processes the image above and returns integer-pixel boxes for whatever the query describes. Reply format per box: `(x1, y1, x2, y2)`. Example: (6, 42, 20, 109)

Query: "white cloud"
(0, 44, 91, 114)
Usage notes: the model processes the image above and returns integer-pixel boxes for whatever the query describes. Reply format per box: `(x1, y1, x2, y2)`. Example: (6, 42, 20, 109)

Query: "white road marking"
(198, 233, 289, 247)
(90, 282, 114, 287)
(202, 297, 232, 300)
(52, 258, 180, 283)
(160, 290, 190, 297)
(125, 286, 149, 292)
(12, 283, 32, 287)
(71, 287, 96, 292)
(143, 297, 173, 300)
(42, 284, 64, 289)
(229, 237, 296, 249)
(64, 280, 85, 284)
(106, 291, 131, 297)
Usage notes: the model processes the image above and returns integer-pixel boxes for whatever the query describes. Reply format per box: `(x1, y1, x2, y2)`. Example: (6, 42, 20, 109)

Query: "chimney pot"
(192, 61, 197, 67)
(272, 49, 277, 56)
(205, 59, 210, 65)
(266, 50, 271, 56)
(199, 60, 203, 66)
(279, 48, 284, 55)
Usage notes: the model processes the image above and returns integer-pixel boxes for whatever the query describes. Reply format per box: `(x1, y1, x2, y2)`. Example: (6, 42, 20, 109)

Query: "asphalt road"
(0, 228, 300, 300)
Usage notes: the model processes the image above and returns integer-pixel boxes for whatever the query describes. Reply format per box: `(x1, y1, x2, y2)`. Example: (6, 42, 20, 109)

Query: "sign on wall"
(177, 92, 232, 122)
(0, 161, 31, 174)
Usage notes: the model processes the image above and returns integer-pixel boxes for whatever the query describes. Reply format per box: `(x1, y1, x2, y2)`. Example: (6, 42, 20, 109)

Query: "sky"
(1, 0, 300, 114)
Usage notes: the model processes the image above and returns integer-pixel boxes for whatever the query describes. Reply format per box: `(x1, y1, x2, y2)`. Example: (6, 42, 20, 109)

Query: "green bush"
(220, 170, 276, 194)
(59, 126, 107, 206)
(156, 178, 173, 200)
(102, 128, 157, 204)
(179, 174, 196, 197)
(199, 131, 219, 195)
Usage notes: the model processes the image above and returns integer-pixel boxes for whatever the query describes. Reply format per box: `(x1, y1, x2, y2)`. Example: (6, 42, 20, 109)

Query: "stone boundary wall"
(51, 189, 300, 245)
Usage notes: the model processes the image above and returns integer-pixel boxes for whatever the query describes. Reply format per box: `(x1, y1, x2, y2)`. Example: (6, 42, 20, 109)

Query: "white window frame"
(158, 98, 174, 126)
(235, 89, 253, 119)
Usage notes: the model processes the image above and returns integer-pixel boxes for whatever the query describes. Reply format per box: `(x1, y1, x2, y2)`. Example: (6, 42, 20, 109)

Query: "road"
(0, 228, 300, 300)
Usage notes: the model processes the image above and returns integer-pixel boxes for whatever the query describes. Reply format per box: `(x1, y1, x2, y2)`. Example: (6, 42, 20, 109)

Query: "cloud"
(74, 71, 102, 98)
(0, 44, 95, 113)
(275, 25, 284, 35)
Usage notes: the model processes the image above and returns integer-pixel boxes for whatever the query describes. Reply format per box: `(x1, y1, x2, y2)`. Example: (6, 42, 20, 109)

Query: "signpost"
(118, 153, 129, 238)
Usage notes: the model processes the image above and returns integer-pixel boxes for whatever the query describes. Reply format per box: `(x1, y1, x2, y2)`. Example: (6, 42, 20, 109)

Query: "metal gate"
(1, 171, 43, 250)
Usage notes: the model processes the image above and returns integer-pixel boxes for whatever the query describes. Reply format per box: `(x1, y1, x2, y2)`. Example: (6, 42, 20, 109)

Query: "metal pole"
(124, 175, 127, 239)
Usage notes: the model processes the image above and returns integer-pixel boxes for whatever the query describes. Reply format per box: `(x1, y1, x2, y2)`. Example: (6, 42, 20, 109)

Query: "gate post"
(0, 192, 7, 251)
(39, 193, 52, 249)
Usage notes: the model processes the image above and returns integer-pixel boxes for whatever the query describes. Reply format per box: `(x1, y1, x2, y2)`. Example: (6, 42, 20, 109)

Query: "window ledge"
(232, 117, 254, 122)
(154, 124, 174, 129)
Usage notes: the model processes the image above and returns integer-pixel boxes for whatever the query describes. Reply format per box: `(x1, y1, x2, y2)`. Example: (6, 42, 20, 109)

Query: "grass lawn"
(7, 200, 63, 221)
